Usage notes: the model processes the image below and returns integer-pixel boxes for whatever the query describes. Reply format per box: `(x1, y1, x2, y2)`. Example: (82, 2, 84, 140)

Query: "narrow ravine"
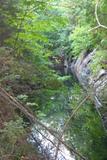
(0, 0, 107, 160)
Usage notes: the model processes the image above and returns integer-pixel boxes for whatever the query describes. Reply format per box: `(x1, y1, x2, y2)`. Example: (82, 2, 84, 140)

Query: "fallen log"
(0, 86, 87, 160)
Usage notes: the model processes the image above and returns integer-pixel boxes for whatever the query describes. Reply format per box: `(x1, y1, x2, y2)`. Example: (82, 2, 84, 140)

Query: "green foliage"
(68, 83, 107, 160)
(1, 117, 26, 144)
(0, 0, 107, 160)
(69, 25, 94, 56)
(17, 94, 28, 102)
(90, 50, 107, 75)
(0, 116, 40, 160)
(0, 117, 26, 159)
(63, 0, 107, 57)
(57, 75, 71, 81)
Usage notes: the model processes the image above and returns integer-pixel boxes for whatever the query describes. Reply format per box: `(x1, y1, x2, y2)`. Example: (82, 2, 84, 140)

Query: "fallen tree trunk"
(0, 86, 86, 160)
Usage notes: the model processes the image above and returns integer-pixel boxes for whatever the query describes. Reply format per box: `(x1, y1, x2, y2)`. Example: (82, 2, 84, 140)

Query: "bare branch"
(95, 0, 101, 26)
(89, 0, 107, 32)
(88, 25, 100, 32)
(95, 0, 107, 29)
(54, 95, 89, 160)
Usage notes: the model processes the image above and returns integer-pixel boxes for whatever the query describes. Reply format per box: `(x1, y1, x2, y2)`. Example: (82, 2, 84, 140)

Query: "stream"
(28, 85, 76, 160)
(29, 122, 75, 160)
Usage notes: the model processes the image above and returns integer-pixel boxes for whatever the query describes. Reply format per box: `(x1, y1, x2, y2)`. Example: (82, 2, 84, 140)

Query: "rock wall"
(71, 49, 107, 129)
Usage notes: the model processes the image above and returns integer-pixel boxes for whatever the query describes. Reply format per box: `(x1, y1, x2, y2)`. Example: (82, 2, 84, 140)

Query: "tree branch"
(89, 0, 107, 32)
(54, 95, 89, 160)
(0, 86, 87, 160)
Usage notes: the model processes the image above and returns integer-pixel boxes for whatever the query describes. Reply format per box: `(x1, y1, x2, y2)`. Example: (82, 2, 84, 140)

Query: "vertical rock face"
(71, 50, 107, 129)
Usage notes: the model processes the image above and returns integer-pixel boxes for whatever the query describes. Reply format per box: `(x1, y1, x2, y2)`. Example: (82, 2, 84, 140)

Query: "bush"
(69, 25, 94, 56)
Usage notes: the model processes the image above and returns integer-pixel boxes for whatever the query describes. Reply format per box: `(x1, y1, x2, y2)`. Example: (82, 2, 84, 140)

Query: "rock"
(71, 49, 107, 129)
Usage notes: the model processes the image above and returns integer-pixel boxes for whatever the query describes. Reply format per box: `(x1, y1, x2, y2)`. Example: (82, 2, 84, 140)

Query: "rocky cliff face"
(71, 49, 107, 129)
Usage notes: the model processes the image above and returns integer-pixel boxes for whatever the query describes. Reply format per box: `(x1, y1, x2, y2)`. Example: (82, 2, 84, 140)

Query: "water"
(29, 88, 75, 159)
(29, 121, 75, 160)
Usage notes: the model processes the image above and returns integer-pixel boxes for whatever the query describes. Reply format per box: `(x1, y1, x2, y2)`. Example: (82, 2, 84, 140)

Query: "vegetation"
(68, 84, 107, 160)
(90, 50, 107, 75)
(0, 0, 107, 160)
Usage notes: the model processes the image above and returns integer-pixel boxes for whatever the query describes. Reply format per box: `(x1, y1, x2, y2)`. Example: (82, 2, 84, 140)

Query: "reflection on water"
(29, 90, 75, 159)
(29, 123, 75, 160)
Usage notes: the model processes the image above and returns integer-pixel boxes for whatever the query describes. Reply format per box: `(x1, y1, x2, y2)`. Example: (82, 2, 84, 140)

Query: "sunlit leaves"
(69, 25, 94, 56)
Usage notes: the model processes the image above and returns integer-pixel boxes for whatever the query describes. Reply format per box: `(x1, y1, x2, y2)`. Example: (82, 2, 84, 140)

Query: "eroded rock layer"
(71, 50, 107, 129)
